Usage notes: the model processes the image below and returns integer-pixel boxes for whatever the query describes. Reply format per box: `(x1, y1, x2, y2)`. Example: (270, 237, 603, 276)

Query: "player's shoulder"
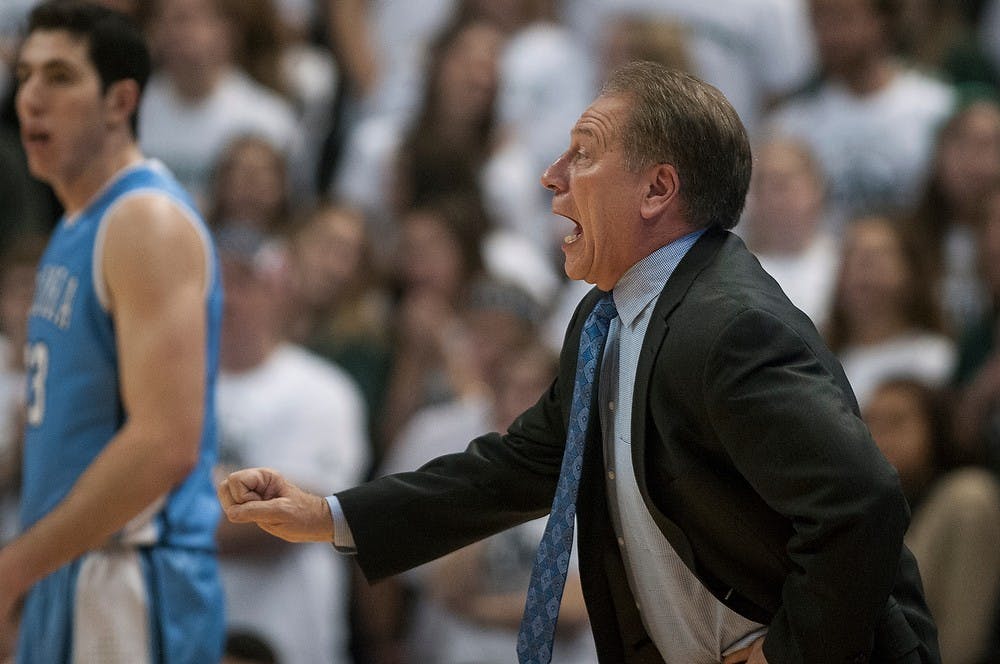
(99, 185, 211, 297)
(102, 186, 204, 252)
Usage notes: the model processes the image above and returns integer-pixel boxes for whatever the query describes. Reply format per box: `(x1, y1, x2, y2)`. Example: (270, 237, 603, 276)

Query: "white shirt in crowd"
(382, 394, 599, 664)
(0, 336, 24, 545)
(139, 68, 299, 207)
(838, 332, 957, 409)
(767, 69, 955, 227)
(562, 0, 817, 135)
(754, 232, 840, 331)
(217, 343, 369, 664)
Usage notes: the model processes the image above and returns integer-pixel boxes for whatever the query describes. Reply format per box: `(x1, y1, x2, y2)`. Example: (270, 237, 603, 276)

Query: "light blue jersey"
(18, 160, 224, 664)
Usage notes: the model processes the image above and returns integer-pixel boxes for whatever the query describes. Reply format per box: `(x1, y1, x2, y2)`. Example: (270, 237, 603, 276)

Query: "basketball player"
(0, 2, 224, 662)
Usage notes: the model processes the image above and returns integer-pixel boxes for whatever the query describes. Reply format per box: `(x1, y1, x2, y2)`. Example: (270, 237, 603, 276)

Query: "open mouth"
(564, 222, 583, 245)
(22, 130, 51, 149)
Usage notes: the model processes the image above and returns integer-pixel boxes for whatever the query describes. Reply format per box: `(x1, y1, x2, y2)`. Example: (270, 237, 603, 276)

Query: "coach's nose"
(541, 150, 570, 195)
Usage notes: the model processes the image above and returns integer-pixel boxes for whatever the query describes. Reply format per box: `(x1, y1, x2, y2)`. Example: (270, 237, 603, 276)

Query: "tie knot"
(591, 292, 618, 325)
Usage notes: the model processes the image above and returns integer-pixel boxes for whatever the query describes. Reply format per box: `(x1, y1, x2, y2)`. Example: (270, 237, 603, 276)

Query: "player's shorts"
(16, 546, 223, 664)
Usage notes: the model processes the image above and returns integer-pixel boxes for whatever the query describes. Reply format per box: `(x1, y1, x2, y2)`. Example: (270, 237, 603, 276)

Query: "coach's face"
(541, 94, 651, 291)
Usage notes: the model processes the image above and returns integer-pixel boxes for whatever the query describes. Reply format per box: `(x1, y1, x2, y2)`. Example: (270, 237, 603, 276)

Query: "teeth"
(565, 234, 580, 244)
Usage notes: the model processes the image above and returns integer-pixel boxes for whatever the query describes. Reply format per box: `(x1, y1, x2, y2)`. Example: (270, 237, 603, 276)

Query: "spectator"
(979, 0, 1000, 80)
(331, 14, 506, 239)
(562, 0, 818, 135)
(378, 195, 489, 450)
(334, 6, 571, 283)
(0, 236, 43, 547)
(488, 1, 594, 255)
(136, 0, 298, 207)
(206, 134, 292, 234)
(742, 136, 839, 329)
(224, 0, 289, 99)
(226, 0, 337, 198)
(286, 203, 392, 460)
(326, 0, 455, 123)
(864, 377, 1000, 664)
(371, 303, 594, 664)
(392, 15, 505, 211)
(826, 215, 955, 408)
(890, 0, 998, 86)
(600, 13, 690, 78)
(215, 228, 369, 664)
(768, 0, 955, 226)
(953, 185, 1000, 463)
(911, 91, 1000, 331)
(0, 1, 35, 94)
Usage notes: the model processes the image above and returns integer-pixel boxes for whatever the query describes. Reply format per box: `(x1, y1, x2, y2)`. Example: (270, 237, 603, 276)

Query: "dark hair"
(224, 630, 278, 664)
(206, 133, 291, 232)
(826, 215, 945, 351)
(414, 15, 499, 152)
(868, 376, 959, 473)
(26, 0, 151, 134)
(910, 92, 1000, 264)
(290, 200, 381, 304)
(225, 0, 289, 97)
(0, 233, 48, 283)
(394, 15, 502, 213)
(601, 61, 752, 230)
(405, 192, 489, 280)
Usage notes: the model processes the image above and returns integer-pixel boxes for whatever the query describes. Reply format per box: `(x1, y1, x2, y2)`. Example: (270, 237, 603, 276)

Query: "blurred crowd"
(3, 0, 1000, 662)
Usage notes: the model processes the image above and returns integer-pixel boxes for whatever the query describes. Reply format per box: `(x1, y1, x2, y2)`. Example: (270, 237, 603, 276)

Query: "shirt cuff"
(326, 495, 357, 554)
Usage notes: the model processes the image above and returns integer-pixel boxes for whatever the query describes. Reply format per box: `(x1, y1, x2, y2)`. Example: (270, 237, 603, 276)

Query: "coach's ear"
(104, 79, 140, 130)
(640, 162, 681, 221)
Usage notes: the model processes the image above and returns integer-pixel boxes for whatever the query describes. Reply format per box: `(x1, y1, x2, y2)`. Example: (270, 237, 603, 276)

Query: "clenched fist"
(217, 468, 334, 543)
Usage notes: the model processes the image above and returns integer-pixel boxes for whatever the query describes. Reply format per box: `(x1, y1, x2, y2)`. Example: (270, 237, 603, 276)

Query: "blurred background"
(3, 1, 1000, 662)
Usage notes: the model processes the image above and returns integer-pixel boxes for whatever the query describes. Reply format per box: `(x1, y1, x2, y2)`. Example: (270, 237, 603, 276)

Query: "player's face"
(15, 30, 108, 187)
(541, 94, 647, 291)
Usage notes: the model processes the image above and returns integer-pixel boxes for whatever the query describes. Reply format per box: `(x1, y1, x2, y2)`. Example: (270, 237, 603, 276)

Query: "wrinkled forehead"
(572, 95, 632, 146)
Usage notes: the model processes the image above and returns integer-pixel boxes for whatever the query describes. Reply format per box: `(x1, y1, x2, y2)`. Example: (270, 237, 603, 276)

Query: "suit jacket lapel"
(629, 227, 729, 564)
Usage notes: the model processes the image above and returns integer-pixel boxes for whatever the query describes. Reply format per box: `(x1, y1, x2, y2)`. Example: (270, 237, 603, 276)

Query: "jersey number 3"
(25, 341, 49, 426)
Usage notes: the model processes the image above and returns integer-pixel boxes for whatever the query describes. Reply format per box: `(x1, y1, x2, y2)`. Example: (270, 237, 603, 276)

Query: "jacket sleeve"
(702, 307, 909, 664)
(337, 292, 598, 582)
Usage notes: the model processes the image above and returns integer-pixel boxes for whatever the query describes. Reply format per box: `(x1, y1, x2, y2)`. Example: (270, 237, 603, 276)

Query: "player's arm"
(0, 193, 210, 604)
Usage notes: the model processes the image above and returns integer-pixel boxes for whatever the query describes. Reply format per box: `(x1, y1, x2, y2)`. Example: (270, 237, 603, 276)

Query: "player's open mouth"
(565, 223, 582, 245)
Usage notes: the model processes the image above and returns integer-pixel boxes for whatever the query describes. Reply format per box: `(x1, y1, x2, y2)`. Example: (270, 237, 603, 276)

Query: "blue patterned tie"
(517, 292, 618, 664)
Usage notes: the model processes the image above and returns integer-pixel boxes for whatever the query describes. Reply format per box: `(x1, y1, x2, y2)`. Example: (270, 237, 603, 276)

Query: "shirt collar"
(612, 229, 705, 328)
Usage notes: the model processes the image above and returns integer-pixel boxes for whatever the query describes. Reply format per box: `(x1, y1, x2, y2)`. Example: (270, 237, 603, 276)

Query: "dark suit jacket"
(338, 228, 940, 664)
